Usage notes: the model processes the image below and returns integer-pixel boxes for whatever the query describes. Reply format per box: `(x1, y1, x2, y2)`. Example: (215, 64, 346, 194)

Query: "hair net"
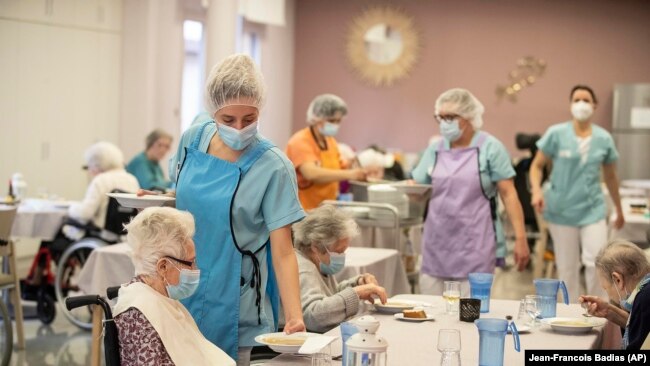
(434, 88, 485, 129)
(306, 94, 348, 125)
(84, 141, 125, 172)
(205, 54, 265, 113)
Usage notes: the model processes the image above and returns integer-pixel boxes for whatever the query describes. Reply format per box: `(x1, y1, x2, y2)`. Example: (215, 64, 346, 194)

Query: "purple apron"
(421, 132, 497, 278)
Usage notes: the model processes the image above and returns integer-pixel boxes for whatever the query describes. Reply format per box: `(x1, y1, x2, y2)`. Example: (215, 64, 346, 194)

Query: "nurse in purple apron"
(411, 88, 530, 295)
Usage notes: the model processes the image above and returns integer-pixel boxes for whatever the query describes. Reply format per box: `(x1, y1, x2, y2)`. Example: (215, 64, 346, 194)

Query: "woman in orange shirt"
(286, 94, 369, 210)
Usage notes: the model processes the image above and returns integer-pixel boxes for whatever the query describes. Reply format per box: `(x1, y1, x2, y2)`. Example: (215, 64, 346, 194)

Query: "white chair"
(0, 205, 25, 350)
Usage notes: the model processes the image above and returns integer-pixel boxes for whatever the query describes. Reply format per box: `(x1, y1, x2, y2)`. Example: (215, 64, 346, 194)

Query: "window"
(181, 20, 206, 132)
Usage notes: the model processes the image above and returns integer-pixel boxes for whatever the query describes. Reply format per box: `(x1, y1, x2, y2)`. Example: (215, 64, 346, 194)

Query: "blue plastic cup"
(475, 318, 520, 366)
(340, 321, 359, 366)
(469, 273, 494, 313)
(533, 278, 569, 318)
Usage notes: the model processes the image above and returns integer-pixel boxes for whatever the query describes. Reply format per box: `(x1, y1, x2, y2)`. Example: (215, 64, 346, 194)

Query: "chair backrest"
(0, 206, 17, 245)
(104, 190, 137, 236)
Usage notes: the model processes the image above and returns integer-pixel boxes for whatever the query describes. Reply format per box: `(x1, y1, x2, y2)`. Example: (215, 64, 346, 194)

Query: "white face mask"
(571, 101, 594, 122)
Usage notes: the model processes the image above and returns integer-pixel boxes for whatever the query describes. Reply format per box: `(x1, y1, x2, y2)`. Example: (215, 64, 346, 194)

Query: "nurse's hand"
(136, 189, 175, 198)
(513, 237, 530, 271)
(283, 318, 306, 334)
(531, 191, 544, 213)
(612, 210, 625, 230)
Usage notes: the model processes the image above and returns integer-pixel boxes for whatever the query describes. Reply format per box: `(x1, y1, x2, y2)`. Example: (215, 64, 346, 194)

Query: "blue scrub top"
(126, 152, 172, 190)
(412, 132, 515, 257)
(170, 122, 306, 346)
(536, 121, 618, 227)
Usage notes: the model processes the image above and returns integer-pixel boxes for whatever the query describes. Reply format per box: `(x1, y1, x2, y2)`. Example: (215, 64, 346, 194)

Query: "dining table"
(10, 198, 75, 241)
(265, 294, 619, 366)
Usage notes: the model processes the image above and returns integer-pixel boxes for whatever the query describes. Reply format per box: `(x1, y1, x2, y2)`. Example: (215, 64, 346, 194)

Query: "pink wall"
(291, 0, 650, 156)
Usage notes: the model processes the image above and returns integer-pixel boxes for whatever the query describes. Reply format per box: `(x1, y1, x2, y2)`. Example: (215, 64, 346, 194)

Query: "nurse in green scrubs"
(530, 85, 625, 301)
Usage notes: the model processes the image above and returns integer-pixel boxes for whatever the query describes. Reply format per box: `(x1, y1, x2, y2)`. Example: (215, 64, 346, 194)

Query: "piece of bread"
(403, 309, 426, 319)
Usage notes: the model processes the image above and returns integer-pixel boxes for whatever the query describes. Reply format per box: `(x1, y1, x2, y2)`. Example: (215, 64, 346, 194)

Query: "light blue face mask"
(612, 275, 632, 311)
(217, 121, 259, 150)
(165, 260, 201, 300)
(439, 118, 463, 142)
(319, 122, 340, 137)
(319, 249, 346, 275)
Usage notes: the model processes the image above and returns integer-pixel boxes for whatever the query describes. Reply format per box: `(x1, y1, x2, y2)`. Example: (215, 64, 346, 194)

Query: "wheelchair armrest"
(107, 286, 120, 300)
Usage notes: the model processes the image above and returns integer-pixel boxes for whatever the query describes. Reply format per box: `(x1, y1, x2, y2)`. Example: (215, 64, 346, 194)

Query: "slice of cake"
(402, 309, 427, 319)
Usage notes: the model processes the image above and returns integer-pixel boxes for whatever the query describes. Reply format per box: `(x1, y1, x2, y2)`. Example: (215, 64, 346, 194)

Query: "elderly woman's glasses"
(165, 256, 196, 269)
(435, 114, 461, 123)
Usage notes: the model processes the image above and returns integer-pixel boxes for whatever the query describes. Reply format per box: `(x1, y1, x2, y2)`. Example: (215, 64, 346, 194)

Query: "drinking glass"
(438, 329, 461, 366)
(443, 281, 461, 314)
(524, 295, 541, 328)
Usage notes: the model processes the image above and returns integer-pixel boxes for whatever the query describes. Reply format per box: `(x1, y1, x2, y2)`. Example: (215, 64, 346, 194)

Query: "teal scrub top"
(536, 121, 618, 227)
(126, 152, 172, 190)
(170, 122, 306, 346)
(412, 132, 516, 258)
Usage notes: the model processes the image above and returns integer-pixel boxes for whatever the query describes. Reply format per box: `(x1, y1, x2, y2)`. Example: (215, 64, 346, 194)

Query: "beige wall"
(292, 0, 650, 155)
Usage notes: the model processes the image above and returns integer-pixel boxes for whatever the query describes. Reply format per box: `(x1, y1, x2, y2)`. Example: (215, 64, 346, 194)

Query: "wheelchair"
(20, 190, 136, 328)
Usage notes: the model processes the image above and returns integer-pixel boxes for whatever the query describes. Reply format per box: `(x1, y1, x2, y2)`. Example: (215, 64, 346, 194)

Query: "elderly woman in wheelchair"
(112, 207, 235, 365)
(20, 141, 139, 326)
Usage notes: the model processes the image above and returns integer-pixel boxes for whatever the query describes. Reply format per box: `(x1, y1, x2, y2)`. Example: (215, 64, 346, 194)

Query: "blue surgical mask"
(440, 119, 463, 142)
(319, 249, 346, 275)
(319, 122, 340, 137)
(165, 260, 201, 300)
(217, 121, 259, 150)
(612, 275, 632, 311)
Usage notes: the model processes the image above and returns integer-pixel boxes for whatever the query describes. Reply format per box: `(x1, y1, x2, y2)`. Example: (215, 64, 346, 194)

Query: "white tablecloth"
(77, 244, 411, 297)
(11, 199, 73, 240)
(267, 294, 616, 366)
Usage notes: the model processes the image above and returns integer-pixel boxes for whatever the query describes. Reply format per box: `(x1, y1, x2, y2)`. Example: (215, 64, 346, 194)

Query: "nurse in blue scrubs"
(168, 54, 306, 365)
(530, 85, 625, 301)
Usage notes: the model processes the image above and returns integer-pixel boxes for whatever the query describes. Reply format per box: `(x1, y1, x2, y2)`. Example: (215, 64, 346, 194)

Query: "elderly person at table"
(113, 207, 235, 365)
(69, 141, 140, 229)
(42, 142, 139, 258)
(293, 205, 388, 333)
(126, 129, 174, 191)
(579, 239, 650, 350)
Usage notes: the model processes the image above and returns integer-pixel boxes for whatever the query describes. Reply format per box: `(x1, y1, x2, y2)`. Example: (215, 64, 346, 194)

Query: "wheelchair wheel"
(0, 299, 13, 366)
(36, 292, 56, 325)
(55, 239, 106, 330)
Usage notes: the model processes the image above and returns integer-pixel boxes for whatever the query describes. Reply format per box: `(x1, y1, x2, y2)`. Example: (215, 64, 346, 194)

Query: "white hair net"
(205, 54, 265, 113)
(84, 141, 125, 172)
(434, 88, 485, 129)
(306, 94, 348, 125)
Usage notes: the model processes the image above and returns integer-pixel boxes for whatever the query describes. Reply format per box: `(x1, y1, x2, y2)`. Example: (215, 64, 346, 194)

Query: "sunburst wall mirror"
(346, 6, 420, 87)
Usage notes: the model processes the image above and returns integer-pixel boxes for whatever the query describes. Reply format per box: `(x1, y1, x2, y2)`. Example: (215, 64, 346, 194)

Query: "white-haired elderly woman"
(114, 207, 235, 365)
(411, 88, 530, 295)
(286, 94, 372, 210)
(157, 53, 305, 365)
(293, 205, 387, 333)
(68, 141, 140, 229)
(579, 239, 650, 350)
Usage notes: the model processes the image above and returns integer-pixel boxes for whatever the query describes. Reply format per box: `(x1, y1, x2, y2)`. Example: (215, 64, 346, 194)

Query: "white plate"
(254, 332, 321, 353)
(106, 193, 175, 209)
(394, 313, 435, 322)
(372, 300, 430, 314)
(540, 317, 606, 334)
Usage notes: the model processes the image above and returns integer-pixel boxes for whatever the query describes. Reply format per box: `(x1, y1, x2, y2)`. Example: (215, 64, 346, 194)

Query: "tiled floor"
(3, 257, 540, 366)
